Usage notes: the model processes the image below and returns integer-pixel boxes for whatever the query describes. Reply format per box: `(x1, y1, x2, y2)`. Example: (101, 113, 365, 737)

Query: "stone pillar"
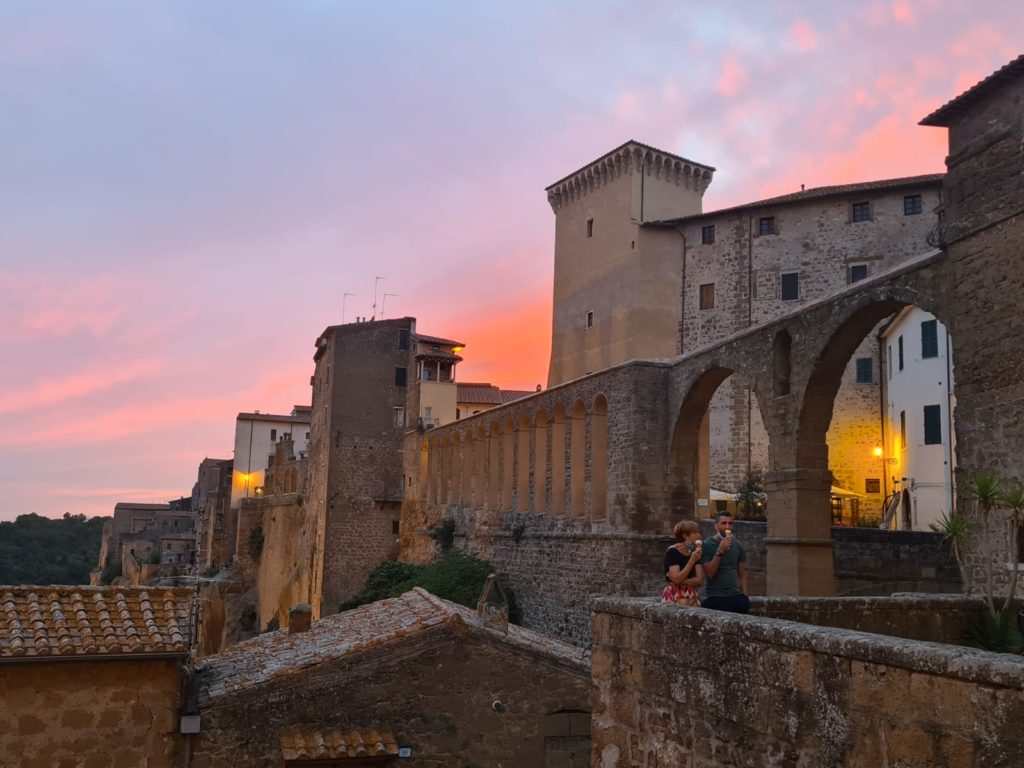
(288, 602, 312, 633)
(765, 467, 835, 596)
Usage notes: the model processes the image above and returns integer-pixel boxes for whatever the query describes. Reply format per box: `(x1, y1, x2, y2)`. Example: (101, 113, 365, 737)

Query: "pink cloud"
(891, 1, 915, 24)
(716, 57, 748, 98)
(0, 275, 127, 342)
(789, 20, 818, 51)
(0, 357, 166, 415)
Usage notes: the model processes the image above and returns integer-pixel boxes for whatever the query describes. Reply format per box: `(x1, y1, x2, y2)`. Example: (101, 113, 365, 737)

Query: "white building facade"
(230, 406, 312, 508)
(881, 307, 956, 531)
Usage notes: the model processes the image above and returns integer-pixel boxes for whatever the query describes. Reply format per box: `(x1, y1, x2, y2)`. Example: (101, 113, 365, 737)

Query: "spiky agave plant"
(998, 482, 1024, 617)
(967, 470, 1003, 617)
(931, 509, 970, 592)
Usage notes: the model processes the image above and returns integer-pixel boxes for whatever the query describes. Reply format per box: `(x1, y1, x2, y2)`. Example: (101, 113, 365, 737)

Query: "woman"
(662, 519, 704, 607)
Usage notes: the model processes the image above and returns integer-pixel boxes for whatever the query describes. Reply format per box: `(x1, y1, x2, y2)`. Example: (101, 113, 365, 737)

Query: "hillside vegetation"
(0, 513, 107, 586)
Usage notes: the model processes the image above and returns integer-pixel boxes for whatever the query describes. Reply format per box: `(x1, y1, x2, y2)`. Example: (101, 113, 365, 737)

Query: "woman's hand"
(688, 548, 702, 563)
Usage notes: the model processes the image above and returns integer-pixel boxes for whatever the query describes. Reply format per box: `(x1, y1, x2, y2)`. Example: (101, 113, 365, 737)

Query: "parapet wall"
(591, 596, 1024, 767)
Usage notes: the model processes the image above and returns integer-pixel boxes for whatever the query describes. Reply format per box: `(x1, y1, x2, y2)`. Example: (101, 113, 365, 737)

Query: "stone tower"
(545, 140, 714, 387)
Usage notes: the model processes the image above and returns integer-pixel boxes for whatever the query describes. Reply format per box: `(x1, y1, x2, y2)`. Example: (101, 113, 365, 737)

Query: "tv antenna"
(381, 292, 397, 318)
(371, 276, 385, 320)
(342, 292, 356, 324)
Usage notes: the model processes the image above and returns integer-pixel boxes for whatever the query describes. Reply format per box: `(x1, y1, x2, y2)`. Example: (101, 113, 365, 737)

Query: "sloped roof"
(920, 54, 1024, 126)
(500, 389, 534, 404)
(0, 586, 192, 659)
(545, 139, 716, 190)
(457, 383, 503, 404)
(236, 411, 312, 424)
(648, 173, 945, 226)
(197, 588, 585, 704)
(416, 333, 464, 347)
(280, 729, 399, 761)
(114, 502, 170, 511)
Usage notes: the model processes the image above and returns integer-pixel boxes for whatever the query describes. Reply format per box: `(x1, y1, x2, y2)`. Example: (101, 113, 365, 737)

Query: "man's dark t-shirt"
(700, 535, 746, 597)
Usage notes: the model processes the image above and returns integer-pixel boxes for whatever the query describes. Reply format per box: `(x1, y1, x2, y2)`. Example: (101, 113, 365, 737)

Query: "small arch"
(773, 329, 792, 396)
(487, 422, 501, 513)
(502, 417, 515, 511)
(517, 414, 532, 512)
(534, 410, 549, 514)
(570, 400, 586, 517)
(551, 405, 567, 515)
(461, 429, 473, 506)
(591, 395, 608, 519)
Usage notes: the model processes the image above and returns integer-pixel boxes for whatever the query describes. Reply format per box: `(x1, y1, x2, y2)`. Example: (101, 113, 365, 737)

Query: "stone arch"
(570, 400, 587, 517)
(669, 367, 734, 521)
(473, 424, 487, 510)
(487, 422, 501, 513)
(440, 434, 451, 506)
(501, 417, 515, 512)
(551, 405, 567, 515)
(450, 432, 462, 506)
(517, 413, 532, 512)
(591, 394, 609, 519)
(534, 410, 549, 514)
(773, 329, 792, 397)
(461, 428, 473, 506)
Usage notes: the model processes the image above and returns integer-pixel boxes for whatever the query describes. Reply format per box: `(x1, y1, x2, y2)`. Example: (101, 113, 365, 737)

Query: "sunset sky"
(1, 1, 1021, 520)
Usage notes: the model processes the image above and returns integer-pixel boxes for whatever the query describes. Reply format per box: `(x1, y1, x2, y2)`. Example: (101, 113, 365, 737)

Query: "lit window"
(852, 202, 871, 222)
(780, 272, 800, 301)
(850, 264, 869, 283)
(921, 320, 938, 359)
(758, 216, 776, 236)
(699, 283, 715, 310)
(904, 195, 923, 215)
(924, 405, 942, 445)
(701, 225, 716, 244)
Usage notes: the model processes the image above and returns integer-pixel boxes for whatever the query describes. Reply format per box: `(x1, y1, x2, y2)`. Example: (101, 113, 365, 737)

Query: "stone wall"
(591, 597, 1024, 767)
(192, 626, 590, 768)
(0, 658, 182, 768)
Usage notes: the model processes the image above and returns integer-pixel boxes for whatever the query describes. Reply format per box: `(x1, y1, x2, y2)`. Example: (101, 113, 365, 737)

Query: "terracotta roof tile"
(280, 728, 399, 760)
(648, 173, 945, 225)
(500, 390, 534, 404)
(458, 384, 502, 404)
(0, 586, 192, 659)
(415, 333, 464, 347)
(197, 588, 585, 703)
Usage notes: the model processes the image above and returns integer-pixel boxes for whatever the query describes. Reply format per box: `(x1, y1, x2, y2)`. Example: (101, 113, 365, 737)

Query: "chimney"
(288, 603, 312, 634)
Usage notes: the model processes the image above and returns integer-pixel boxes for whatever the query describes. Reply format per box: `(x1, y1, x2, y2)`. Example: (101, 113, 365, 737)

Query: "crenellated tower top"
(545, 140, 715, 213)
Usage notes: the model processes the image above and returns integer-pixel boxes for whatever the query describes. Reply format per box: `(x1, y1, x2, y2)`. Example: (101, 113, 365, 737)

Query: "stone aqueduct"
(407, 249, 947, 597)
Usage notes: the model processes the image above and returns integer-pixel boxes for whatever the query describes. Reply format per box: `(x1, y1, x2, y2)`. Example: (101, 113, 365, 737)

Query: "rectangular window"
(852, 201, 871, 222)
(923, 404, 942, 445)
(855, 357, 873, 384)
(305, 431, 310, 440)
(398, 328, 410, 350)
(898, 335, 904, 371)
(392, 520, 401, 535)
(393, 407, 405, 429)
(585, 310, 594, 329)
(586, 218, 594, 237)
(394, 366, 407, 387)
(887, 345, 893, 380)
(849, 264, 869, 283)
(270, 429, 277, 441)
(780, 272, 800, 301)
(865, 478, 881, 494)
(921, 319, 938, 359)
(904, 194, 923, 215)
(900, 410, 907, 449)
(699, 283, 715, 310)
(758, 216, 776, 236)
(701, 224, 716, 244)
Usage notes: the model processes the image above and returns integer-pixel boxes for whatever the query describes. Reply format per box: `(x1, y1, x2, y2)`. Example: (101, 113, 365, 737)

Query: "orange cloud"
(789, 20, 818, 51)
(716, 56, 748, 98)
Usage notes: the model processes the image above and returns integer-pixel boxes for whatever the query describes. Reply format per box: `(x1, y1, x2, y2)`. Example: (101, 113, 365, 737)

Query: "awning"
(830, 485, 866, 499)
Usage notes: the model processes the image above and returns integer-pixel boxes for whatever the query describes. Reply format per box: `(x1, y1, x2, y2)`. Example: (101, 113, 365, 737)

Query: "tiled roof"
(236, 411, 312, 424)
(545, 139, 716, 190)
(500, 389, 534, 404)
(416, 350, 463, 364)
(280, 729, 399, 761)
(197, 588, 585, 704)
(0, 586, 192, 659)
(114, 502, 170, 511)
(416, 333, 464, 347)
(457, 384, 503, 405)
(920, 54, 1024, 126)
(648, 173, 945, 225)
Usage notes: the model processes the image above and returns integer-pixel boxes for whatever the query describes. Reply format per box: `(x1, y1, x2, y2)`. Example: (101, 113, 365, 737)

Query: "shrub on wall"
(427, 518, 456, 553)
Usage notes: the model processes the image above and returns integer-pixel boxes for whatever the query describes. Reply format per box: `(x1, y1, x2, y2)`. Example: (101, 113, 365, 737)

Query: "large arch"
(534, 410, 549, 514)
(551, 405, 567, 516)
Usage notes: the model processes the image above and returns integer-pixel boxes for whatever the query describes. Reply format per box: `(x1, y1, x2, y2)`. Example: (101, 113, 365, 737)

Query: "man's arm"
(702, 549, 723, 580)
(738, 561, 748, 594)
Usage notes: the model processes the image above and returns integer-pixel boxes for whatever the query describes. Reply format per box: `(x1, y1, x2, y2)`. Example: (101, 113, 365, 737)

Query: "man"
(700, 512, 749, 614)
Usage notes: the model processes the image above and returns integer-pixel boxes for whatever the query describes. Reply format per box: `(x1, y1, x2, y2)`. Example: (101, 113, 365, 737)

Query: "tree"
(0, 513, 108, 585)
(736, 470, 767, 520)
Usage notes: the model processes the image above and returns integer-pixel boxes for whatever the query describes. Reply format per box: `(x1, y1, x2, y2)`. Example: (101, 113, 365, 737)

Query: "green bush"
(965, 609, 1023, 654)
(427, 518, 456, 553)
(0, 513, 108, 585)
(340, 553, 518, 622)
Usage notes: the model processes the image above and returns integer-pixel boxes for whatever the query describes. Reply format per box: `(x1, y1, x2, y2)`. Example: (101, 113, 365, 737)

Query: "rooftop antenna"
(342, 292, 356, 324)
(381, 292, 397, 318)
(371, 276, 385, 320)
